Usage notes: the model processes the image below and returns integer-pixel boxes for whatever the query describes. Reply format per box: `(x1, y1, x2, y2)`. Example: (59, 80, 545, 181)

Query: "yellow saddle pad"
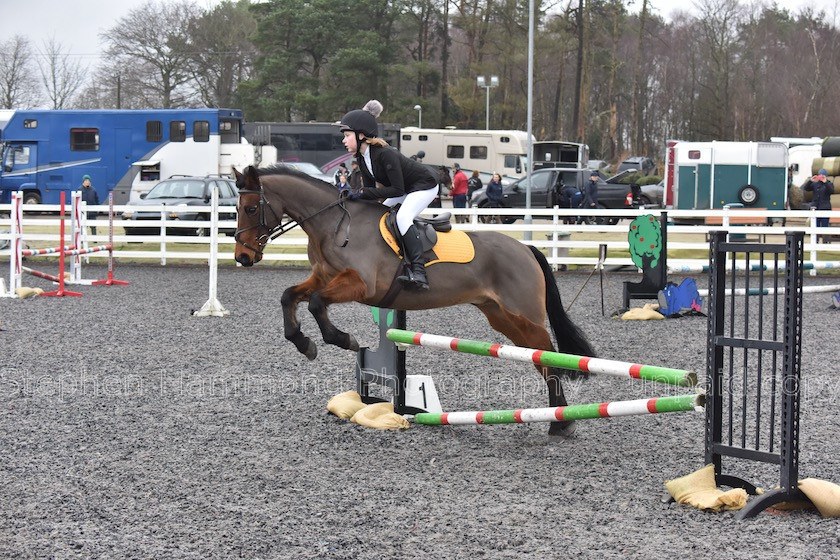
(379, 213, 475, 266)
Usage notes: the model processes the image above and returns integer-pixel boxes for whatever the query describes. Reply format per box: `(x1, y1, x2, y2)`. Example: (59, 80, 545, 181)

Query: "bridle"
(234, 180, 352, 258)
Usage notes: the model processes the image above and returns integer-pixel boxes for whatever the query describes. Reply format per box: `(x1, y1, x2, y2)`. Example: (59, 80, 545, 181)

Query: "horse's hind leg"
(478, 302, 576, 437)
(281, 276, 323, 360)
(307, 269, 369, 352)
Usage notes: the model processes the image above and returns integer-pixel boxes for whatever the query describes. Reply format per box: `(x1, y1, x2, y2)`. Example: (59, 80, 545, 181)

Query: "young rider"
(339, 100, 438, 290)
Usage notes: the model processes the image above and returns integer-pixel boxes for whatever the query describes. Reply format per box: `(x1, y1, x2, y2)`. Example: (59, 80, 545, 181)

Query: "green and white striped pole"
(414, 394, 705, 426)
(386, 329, 697, 387)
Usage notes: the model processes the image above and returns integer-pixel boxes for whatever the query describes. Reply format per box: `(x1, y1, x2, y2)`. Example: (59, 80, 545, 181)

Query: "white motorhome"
(398, 127, 533, 177)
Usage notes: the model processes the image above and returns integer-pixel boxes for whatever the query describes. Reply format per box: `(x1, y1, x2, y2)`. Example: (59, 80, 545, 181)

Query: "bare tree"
(187, 1, 258, 108)
(0, 36, 41, 109)
(102, 0, 202, 108)
(37, 37, 88, 109)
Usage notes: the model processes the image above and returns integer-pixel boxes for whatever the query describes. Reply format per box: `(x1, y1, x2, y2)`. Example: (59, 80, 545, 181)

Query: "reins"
(235, 181, 352, 257)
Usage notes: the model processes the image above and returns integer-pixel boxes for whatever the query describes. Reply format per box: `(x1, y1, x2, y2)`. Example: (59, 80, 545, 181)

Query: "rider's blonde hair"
(365, 137, 389, 148)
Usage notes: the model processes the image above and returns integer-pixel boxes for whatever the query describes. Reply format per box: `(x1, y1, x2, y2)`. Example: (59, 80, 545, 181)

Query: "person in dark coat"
(485, 172, 504, 224)
(467, 169, 483, 207)
(804, 168, 835, 227)
(577, 170, 600, 224)
(78, 174, 100, 234)
(348, 160, 363, 193)
(339, 100, 438, 290)
(333, 162, 349, 188)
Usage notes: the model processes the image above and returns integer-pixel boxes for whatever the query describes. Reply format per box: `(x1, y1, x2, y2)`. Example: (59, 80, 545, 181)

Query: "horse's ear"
(244, 165, 260, 182)
(236, 165, 260, 190)
(232, 167, 242, 180)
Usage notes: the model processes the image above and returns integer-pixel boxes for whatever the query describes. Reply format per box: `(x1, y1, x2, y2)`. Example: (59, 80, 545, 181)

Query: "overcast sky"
(1, 0, 838, 69)
(0, 0, 222, 62)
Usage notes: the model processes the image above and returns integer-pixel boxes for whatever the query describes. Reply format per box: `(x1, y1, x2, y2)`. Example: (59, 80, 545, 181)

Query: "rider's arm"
(358, 148, 409, 200)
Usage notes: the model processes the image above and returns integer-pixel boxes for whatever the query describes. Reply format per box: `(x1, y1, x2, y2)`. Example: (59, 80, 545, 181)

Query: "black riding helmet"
(339, 100, 383, 157)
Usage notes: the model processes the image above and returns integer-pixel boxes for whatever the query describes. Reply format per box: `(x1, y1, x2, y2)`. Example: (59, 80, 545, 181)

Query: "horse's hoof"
(548, 420, 577, 437)
(304, 340, 318, 361)
(347, 335, 360, 352)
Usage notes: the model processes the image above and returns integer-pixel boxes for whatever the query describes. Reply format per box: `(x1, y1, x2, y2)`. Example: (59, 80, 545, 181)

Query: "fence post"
(194, 187, 229, 317)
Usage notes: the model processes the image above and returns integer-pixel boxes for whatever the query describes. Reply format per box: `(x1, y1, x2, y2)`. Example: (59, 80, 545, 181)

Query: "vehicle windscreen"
(146, 180, 205, 199)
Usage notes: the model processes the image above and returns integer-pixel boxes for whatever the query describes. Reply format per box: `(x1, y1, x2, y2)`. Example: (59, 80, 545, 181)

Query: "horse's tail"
(527, 245, 595, 358)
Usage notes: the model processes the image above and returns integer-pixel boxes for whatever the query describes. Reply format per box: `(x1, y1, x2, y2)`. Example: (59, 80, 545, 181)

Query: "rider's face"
(343, 131, 359, 153)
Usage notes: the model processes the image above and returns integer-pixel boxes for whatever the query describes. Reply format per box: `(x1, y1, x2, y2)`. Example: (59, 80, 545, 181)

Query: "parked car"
(617, 156, 656, 176)
(469, 168, 634, 224)
(587, 159, 609, 173)
(280, 161, 334, 183)
(122, 176, 238, 236)
(639, 180, 664, 208)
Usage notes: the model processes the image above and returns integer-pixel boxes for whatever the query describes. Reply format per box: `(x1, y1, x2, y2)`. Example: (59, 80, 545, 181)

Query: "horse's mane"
(257, 164, 334, 190)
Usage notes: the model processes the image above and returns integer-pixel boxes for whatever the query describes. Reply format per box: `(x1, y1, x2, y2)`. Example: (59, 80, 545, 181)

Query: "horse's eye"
(245, 206, 258, 216)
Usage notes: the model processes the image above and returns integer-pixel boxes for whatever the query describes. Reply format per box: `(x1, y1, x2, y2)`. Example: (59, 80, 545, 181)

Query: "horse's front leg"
(281, 275, 324, 360)
(307, 269, 370, 352)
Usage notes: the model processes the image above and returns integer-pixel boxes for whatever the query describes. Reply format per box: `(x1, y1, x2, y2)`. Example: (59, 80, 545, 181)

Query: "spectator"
(804, 168, 835, 227)
(556, 178, 578, 224)
(467, 169, 483, 207)
(451, 163, 468, 223)
(78, 174, 100, 234)
(577, 170, 600, 224)
(348, 160, 362, 193)
(485, 172, 504, 224)
(337, 173, 349, 193)
(333, 162, 349, 187)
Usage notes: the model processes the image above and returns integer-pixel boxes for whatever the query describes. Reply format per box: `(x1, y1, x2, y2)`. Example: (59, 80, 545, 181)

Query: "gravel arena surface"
(1, 263, 839, 559)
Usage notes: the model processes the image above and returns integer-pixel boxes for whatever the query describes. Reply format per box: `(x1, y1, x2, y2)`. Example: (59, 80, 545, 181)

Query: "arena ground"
(1, 264, 838, 559)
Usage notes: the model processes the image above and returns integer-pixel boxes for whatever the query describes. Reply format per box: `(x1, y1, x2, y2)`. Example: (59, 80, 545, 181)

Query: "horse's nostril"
(236, 253, 252, 267)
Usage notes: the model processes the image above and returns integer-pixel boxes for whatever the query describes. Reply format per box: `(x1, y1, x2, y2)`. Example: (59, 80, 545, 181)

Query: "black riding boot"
(396, 225, 429, 290)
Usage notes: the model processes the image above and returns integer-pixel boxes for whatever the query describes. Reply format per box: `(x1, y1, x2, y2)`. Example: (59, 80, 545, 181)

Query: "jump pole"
(5, 192, 23, 297)
(415, 393, 705, 425)
(669, 261, 840, 274)
(193, 186, 229, 317)
(386, 329, 698, 387)
(91, 194, 129, 286)
(697, 284, 840, 297)
(42, 191, 81, 297)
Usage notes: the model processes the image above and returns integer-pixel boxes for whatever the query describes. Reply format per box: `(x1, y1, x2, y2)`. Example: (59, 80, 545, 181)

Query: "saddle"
(385, 210, 452, 253)
(375, 210, 474, 308)
(378, 210, 474, 266)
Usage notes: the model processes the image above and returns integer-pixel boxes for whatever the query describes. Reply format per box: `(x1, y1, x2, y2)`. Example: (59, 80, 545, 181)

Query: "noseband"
(234, 186, 284, 257)
(234, 182, 351, 257)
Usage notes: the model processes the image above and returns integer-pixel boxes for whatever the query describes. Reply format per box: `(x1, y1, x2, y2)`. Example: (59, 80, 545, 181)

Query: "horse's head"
(234, 165, 273, 266)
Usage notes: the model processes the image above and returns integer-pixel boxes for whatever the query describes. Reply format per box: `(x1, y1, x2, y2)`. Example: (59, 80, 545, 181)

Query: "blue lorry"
(0, 109, 274, 206)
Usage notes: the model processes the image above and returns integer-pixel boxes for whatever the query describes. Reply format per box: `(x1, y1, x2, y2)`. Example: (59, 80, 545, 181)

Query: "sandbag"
(326, 390, 367, 419)
(15, 287, 44, 299)
(664, 464, 748, 512)
(350, 402, 410, 430)
(620, 303, 664, 320)
(798, 478, 840, 517)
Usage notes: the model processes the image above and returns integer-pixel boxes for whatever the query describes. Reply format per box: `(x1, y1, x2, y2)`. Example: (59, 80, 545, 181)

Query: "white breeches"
(383, 185, 439, 235)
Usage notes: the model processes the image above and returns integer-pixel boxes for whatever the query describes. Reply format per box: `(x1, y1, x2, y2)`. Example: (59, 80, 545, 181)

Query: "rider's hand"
(347, 190, 362, 200)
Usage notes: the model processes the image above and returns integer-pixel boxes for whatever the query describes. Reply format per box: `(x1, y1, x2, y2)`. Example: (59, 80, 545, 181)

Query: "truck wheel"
(738, 184, 759, 205)
(23, 192, 41, 205)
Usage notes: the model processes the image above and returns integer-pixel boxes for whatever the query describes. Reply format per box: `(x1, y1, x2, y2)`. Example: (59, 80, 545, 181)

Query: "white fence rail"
(1, 202, 839, 275)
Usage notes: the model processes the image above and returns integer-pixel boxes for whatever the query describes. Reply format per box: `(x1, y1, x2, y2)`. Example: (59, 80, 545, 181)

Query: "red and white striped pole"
(42, 191, 82, 297)
(92, 193, 128, 286)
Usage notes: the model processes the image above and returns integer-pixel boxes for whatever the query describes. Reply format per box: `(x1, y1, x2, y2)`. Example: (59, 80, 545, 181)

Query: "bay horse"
(232, 164, 594, 436)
